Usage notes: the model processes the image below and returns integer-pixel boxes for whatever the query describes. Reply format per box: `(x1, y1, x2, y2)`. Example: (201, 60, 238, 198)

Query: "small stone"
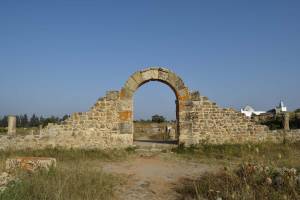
(0, 172, 13, 187)
(290, 168, 297, 176)
(0, 172, 14, 192)
(296, 176, 300, 186)
(266, 177, 272, 185)
(6, 157, 56, 173)
(274, 176, 283, 187)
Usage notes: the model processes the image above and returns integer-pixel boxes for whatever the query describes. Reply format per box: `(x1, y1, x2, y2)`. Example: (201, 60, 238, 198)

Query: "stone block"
(118, 99, 133, 111)
(131, 71, 144, 84)
(166, 72, 178, 89)
(119, 122, 133, 134)
(0, 172, 14, 192)
(6, 157, 56, 173)
(141, 69, 159, 80)
(191, 91, 200, 100)
(125, 77, 140, 92)
(119, 111, 132, 121)
(158, 69, 169, 81)
(178, 87, 190, 101)
(120, 87, 134, 100)
(106, 91, 119, 100)
(175, 78, 185, 90)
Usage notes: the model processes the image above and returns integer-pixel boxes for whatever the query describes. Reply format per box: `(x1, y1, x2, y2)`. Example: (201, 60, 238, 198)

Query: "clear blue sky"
(0, 0, 299, 120)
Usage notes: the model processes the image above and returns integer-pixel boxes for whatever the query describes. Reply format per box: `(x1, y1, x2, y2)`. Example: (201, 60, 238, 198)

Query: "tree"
(20, 114, 29, 127)
(30, 114, 40, 127)
(62, 114, 70, 121)
(0, 116, 8, 127)
(151, 115, 166, 123)
(295, 108, 300, 113)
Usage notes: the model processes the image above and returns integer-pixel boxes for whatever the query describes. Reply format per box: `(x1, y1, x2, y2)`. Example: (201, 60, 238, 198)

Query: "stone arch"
(118, 67, 191, 144)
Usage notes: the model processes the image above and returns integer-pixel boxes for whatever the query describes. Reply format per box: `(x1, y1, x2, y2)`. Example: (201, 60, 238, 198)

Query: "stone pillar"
(39, 124, 43, 135)
(283, 112, 290, 131)
(7, 115, 16, 135)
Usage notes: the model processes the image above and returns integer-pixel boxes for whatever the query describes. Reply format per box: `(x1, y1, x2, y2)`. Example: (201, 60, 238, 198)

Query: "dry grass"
(174, 141, 300, 200)
(0, 128, 6, 135)
(0, 166, 118, 200)
(0, 128, 39, 136)
(0, 147, 135, 169)
(178, 164, 300, 200)
(173, 141, 300, 168)
(0, 148, 134, 200)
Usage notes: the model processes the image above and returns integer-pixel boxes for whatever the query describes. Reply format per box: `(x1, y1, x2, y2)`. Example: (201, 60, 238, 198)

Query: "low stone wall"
(134, 122, 177, 140)
(0, 132, 133, 150)
(191, 129, 300, 145)
(134, 122, 176, 134)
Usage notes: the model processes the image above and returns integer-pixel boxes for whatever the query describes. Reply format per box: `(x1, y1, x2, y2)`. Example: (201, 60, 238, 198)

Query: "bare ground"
(102, 152, 218, 200)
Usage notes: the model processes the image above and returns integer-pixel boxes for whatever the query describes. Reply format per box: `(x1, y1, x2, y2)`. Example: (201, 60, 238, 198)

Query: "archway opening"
(133, 81, 179, 145)
(119, 68, 191, 146)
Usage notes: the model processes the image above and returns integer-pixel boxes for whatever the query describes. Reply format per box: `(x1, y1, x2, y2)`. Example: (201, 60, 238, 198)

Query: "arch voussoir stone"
(123, 67, 187, 97)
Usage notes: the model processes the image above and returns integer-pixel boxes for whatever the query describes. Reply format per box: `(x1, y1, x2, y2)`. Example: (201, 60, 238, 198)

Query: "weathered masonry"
(1, 67, 299, 150)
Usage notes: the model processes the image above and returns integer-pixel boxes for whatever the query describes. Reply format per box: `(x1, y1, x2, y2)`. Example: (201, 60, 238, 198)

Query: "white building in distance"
(275, 101, 287, 114)
(241, 105, 266, 117)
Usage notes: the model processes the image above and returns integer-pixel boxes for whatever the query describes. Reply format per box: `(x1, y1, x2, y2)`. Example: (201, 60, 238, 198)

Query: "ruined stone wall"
(0, 67, 299, 150)
(0, 91, 133, 150)
(180, 91, 274, 145)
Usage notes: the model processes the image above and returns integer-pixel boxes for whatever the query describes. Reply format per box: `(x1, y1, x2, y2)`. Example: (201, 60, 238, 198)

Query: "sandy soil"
(102, 153, 218, 200)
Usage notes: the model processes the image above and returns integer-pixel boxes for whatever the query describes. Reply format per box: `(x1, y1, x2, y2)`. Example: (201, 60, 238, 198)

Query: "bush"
(151, 115, 166, 123)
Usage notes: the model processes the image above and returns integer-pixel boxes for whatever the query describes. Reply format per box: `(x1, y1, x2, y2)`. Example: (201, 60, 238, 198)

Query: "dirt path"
(102, 153, 218, 200)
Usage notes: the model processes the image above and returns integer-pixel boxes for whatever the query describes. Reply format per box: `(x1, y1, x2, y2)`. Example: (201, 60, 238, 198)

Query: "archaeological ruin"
(1, 67, 300, 150)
